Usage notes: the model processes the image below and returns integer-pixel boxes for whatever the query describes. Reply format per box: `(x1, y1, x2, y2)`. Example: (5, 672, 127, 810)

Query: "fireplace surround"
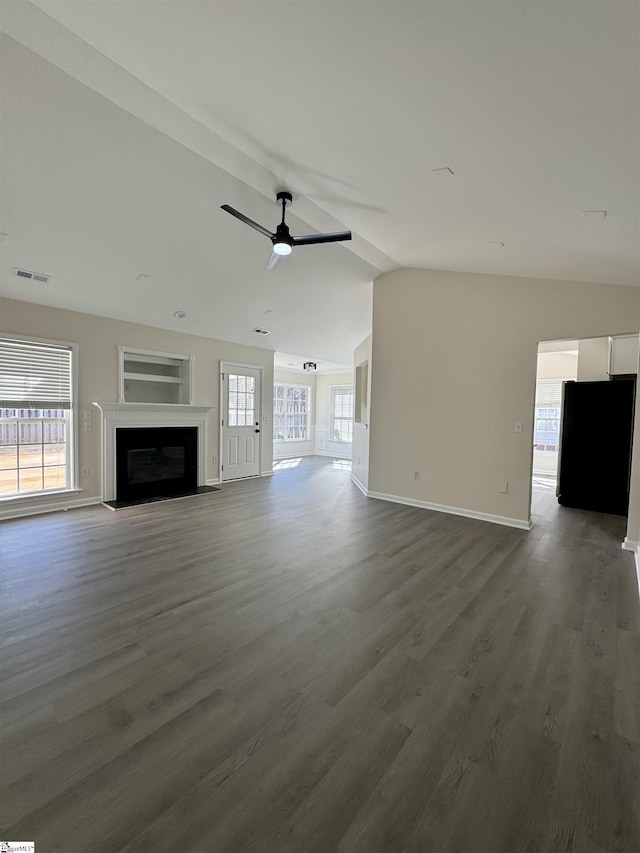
(93, 403, 214, 503)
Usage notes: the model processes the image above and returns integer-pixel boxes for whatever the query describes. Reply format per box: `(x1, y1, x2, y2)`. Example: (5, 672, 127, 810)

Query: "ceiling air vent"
(14, 267, 52, 284)
(252, 328, 271, 335)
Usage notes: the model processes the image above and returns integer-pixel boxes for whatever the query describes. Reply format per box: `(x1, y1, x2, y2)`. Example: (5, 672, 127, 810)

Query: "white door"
(221, 365, 261, 480)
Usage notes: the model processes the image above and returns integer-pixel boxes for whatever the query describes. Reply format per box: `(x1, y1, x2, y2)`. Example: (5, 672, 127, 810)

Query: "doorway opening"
(532, 334, 638, 518)
(533, 340, 578, 486)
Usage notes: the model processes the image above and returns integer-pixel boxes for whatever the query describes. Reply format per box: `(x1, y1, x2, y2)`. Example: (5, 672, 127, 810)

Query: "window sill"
(0, 487, 83, 504)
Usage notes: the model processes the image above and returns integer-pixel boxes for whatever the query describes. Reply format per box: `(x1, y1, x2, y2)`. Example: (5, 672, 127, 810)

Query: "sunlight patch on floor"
(332, 459, 352, 471)
(273, 458, 303, 470)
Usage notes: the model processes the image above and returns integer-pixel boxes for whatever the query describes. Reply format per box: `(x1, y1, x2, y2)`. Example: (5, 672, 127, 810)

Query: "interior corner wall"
(369, 269, 640, 526)
(314, 371, 354, 459)
(0, 296, 274, 515)
(351, 334, 372, 492)
(273, 368, 316, 458)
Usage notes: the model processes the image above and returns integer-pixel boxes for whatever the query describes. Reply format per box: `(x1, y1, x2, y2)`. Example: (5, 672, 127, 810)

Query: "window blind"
(0, 337, 73, 408)
(535, 379, 564, 408)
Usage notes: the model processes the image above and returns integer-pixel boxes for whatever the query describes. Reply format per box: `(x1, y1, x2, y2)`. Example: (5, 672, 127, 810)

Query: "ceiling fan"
(221, 191, 352, 269)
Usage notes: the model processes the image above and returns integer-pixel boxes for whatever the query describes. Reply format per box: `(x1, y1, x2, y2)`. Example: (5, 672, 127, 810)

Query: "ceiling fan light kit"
(221, 190, 351, 269)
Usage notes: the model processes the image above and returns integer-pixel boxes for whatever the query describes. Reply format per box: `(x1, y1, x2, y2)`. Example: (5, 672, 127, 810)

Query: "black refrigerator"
(557, 379, 636, 516)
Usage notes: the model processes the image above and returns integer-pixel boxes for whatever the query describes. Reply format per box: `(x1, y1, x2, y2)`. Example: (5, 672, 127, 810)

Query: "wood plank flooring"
(1, 459, 639, 852)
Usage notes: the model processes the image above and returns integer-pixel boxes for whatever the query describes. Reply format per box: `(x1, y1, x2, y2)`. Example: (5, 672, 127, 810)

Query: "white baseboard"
(206, 478, 221, 486)
(261, 470, 274, 477)
(353, 481, 531, 531)
(350, 473, 368, 496)
(314, 450, 352, 460)
(0, 494, 103, 521)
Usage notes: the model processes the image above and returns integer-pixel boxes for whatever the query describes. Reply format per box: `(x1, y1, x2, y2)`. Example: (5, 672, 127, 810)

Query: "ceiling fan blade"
(265, 251, 281, 270)
(221, 205, 273, 239)
(292, 230, 352, 246)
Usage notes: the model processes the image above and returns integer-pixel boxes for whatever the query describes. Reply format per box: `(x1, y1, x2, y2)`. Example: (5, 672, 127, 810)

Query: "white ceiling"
(1, 1, 639, 363)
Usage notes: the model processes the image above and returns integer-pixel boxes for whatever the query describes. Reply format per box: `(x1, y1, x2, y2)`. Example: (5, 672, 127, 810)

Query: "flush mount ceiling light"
(581, 210, 607, 218)
(432, 167, 454, 176)
(173, 310, 187, 319)
(488, 241, 505, 247)
(136, 273, 150, 281)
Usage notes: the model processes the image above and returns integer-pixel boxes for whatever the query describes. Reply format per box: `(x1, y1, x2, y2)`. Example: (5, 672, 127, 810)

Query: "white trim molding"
(351, 479, 532, 531)
(93, 402, 214, 502)
(0, 494, 102, 521)
(350, 473, 368, 496)
(622, 538, 640, 601)
(314, 450, 352, 460)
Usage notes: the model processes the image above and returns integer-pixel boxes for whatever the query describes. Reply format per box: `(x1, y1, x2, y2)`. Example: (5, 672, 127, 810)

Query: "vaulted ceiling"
(1, 1, 638, 365)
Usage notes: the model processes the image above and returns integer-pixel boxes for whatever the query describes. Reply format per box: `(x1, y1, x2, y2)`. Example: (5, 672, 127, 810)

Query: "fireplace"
(92, 403, 214, 504)
(116, 426, 197, 501)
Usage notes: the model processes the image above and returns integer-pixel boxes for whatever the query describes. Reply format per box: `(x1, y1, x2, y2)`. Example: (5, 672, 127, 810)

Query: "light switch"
(515, 422, 523, 433)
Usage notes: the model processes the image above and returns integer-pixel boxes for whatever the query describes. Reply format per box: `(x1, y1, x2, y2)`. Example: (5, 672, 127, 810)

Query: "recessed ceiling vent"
(14, 267, 52, 284)
(252, 328, 271, 335)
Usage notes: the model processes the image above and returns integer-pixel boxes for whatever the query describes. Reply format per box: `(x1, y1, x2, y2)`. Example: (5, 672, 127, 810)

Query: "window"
(273, 383, 310, 441)
(331, 385, 354, 442)
(0, 336, 76, 498)
(228, 373, 256, 425)
(534, 380, 563, 452)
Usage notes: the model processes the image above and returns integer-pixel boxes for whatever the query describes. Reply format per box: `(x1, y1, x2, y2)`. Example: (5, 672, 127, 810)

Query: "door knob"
(255, 429, 260, 433)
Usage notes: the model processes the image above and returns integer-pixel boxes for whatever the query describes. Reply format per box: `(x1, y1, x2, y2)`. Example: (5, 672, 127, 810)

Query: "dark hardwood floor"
(1, 458, 638, 852)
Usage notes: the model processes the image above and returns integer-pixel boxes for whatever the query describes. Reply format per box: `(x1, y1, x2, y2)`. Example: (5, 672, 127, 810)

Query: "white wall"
(273, 368, 316, 458)
(369, 269, 640, 527)
(314, 371, 353, 459)
(351, 335, 372, 492)
(536, 351, 578, 381)
(625, 343, 640, 549)
(1, 296, 274, 515)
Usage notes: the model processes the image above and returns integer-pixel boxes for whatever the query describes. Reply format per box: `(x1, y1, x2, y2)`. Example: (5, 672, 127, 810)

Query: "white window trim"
(330, 384, 354, 444)
(0, 332, 79, 499)
(273, 382, 312, 442)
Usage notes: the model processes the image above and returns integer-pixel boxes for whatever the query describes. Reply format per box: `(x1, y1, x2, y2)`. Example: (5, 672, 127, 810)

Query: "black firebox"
(115, 426, 198, 502)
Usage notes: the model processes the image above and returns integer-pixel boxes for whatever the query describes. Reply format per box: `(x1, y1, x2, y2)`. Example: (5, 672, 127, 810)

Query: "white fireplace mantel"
(92, 402, 214, 502)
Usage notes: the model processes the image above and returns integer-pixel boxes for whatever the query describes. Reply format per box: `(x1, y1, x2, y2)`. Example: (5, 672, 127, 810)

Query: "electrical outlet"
(81, 466, 90, 478)
(212, 455, 217, 464)
(514, 422, 523, 433)
(414, 470, 420, 480)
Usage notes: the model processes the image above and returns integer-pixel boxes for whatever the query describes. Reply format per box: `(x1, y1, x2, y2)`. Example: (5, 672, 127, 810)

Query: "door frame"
(219, 361, 264, 483)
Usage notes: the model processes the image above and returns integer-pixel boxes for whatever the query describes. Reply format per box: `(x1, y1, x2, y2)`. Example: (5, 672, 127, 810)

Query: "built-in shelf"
(118, 346, 194, 404)
(123, 372, 183, 384)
